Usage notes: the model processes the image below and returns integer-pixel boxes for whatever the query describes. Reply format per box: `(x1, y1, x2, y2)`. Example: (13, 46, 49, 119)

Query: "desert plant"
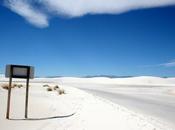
(17, 84, 23, 88)
(47, 87, 53, 91)
(1, 84, 9, 90)
(1, 84, 15, 90)
(57, 88, 65, 95)
(13, 84, 18, 88)
(44, 84, 65, 95)
(43, 84, 49, 87)
(54, 85, 59, 90)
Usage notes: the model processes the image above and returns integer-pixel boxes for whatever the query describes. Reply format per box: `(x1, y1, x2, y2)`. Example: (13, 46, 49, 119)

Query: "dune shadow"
(9, 113, 75, 121)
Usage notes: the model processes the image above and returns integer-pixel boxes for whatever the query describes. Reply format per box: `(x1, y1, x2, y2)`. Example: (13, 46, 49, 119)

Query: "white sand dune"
(0, 76, 175, 130)
(58, 76, 175, 86)
(59, 76, 175, 129)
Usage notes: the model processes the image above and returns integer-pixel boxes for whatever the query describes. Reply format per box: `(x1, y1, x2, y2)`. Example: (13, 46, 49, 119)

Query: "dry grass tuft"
(54, 85, 59, 90)
(13, 84, 18, 88)
(1, 84, 17, 90)
(44, 84, 65, 95)
(57, 88, 65, 95)
(17, 84, 23, 88)
(47, 87, 53, 91)
(1, 83, 23, 90)
(1, 84, 10, 90)
(43, 84, 50, 87)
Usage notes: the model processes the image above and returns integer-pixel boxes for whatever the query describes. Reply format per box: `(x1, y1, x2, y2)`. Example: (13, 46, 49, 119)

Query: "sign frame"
(6, 65, 34, 79)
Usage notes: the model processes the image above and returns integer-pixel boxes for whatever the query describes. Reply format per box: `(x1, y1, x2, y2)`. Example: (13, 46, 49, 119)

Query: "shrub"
(13, 84, 18, 88)
(1, 84, 16, 90)
(43, 84, 49, 87)
(17, 84, 23, 88)
(1, 83, 25, 90)
(54, 85, 59, 90)
(47, 87, 53, 91)
(1, 84, 9, 90)
(44, 84, 65, 95)
(57, 89, 65, 95)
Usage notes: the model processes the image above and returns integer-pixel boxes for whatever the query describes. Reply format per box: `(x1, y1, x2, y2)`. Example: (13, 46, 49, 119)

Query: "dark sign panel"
(5, 65, 34, 79)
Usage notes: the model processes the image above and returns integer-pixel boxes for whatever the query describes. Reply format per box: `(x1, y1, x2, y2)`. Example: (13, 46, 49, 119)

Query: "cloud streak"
(160, 61, 175, 67)
(141, 60, 175, 68)
(4, 0, 48, 27)
(3, 0, 175, 27)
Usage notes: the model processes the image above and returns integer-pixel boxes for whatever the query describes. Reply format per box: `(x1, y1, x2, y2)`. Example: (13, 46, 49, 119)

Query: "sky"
(0, 0, 175, 77)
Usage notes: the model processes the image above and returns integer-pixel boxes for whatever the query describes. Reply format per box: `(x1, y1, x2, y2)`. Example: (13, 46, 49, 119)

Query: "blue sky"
(0, 1, 175, 77)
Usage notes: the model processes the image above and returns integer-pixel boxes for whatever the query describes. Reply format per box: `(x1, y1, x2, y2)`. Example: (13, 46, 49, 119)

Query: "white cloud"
(160, 60, 175, 67)
(43, 0, 175, 17)
(3, 0, 175, 27)
(4, 0, 48, 28)
(141, 60, 175, 68)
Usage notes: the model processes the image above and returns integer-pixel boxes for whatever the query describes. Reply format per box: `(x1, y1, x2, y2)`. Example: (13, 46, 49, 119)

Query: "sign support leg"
(25, 78, 29, 118)
(6, 77, 12, 119)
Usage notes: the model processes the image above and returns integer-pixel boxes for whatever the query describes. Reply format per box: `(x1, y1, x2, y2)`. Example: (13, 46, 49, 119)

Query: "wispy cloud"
(4, 0, 48, 28)
(141, 60, 175, 68)
(160, 60, 175, 67)
(3, 0, 175, 28)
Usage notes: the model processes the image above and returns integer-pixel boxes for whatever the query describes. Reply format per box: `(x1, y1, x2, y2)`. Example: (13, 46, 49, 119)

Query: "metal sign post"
(6, 74, 12, 119)
(5, 65, 34, 119)
(25, 67, 30, 118)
